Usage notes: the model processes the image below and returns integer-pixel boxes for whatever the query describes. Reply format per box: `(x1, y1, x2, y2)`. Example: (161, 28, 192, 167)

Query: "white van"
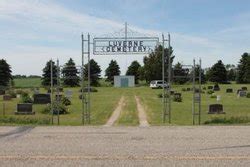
(150, 80, 168, 89)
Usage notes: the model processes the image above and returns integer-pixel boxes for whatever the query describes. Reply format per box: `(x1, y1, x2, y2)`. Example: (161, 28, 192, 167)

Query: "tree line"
(0, 48, 250, 88)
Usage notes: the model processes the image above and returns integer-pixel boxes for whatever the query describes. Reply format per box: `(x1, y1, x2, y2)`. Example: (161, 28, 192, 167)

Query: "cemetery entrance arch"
(50, 23, 202, 125)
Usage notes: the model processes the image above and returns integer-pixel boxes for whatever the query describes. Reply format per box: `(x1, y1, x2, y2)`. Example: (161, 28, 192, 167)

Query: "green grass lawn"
(0, 83, 249, 125)
(136, 84, 250, 125)
(14, 78, 41, 88)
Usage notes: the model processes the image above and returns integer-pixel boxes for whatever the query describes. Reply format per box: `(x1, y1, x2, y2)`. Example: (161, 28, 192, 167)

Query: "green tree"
(143, 45, 174, 83)
(236, 53, 250, 83)
(62, 58, 80, 87)
(105, 60, 120, 84)
(194, 65, 206, 84)
(208, 60, 228, 83)
(126, 61, 141, 84)
(84, 59, 101, 86)
(0, 59, 12, 88)
(138, 66, 145, 81)
(225, 64, 236, 81)
(173, 62, 189, 84)
(41, 60, 58, 86)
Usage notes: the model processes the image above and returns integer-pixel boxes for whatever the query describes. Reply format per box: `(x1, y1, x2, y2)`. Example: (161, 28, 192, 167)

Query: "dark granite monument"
(15, 103, 35, 115)
(3, 95, 12, 101)
(33, 94, 51, 104)
(79, 87, 98, 93)
(208, 104, 225, 114)
(242, 87, 248, 91)
(213, 84, 220, 91)
(170, 90, 175, 95)
(174, 93, 182, 98)
(0, 90, 5, 95)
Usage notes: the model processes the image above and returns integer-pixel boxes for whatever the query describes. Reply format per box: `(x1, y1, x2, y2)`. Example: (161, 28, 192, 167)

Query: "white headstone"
(65, 90, 73, 98)
(238, 91, 247, 97)
(216, 95, 221, 102)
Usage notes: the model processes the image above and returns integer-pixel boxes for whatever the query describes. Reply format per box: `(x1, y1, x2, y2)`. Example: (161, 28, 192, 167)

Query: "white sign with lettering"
(93, 37, 159, 55)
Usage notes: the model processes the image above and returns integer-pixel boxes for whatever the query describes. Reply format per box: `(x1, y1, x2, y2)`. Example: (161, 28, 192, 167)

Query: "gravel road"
(0, 126, 249, 166)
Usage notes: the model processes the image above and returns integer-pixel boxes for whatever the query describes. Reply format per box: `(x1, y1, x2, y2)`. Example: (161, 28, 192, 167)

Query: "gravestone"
(47, 89, 52, 93)
(216, 95, 221, 102)
(207, 86, 213, 90)
(170, 90, 175, 95)
(174, 93, 182, 98)
(213, 84, 220, 91)
(55, 94, 63, 101)
(79, 94, 84, 100)
(226, 88, 233, 93)
(0, 90, 5, 95)
(33, 89, 40, 94)
(194, 93, 201, 102)
(186, 88, 191, 91)
(65, 90, 73, 98)
(238, 91, 247, 97)
(242, 87, 248, 91)
(33, 94, 51, 104)
(237, 89, 242, 94)
(195, 88, 201, 93)
(208, 104, 225, 114)
(15, 103, 35, 115)
(47, 88, 63, 93)
(3, 95, 12, 101)
(173, 93, 182, 102)
(79, 87, 98, 93)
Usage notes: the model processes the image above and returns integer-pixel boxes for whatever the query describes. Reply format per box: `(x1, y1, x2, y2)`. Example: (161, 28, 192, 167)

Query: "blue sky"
(0, 0, 250, 75)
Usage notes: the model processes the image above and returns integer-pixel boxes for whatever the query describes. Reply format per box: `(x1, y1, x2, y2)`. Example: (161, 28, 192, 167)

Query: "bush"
(42, 102, 68, 115)
(16, 89, 26, 95)
(207, 90, 214, 95)
(62, 96, 71, 106)
(210, 94, 217, 98)
(0, 116, 50, 125)
(20, 92, 33, 103)
(204, 116, 250, 124)
(246, 93, 250, 98)
(7, 90, 17, 98)
(173, 95, 182, 102)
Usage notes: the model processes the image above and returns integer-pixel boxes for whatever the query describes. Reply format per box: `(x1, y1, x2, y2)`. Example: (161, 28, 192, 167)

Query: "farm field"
(0, 80, 250, 126)
(14, 78, 41, 88)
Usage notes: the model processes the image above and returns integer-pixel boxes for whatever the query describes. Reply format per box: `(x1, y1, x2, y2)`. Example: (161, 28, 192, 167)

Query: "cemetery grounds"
(0, 80, 250, 126)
